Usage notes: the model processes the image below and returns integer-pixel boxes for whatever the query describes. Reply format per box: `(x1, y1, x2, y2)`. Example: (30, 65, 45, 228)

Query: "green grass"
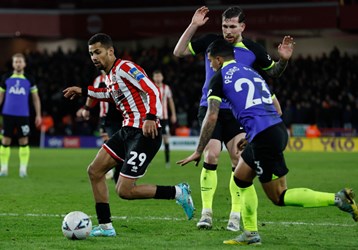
(0, 148, 357, 249)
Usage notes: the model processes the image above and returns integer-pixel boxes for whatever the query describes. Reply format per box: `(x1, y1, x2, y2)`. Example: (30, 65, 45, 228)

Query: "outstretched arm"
(63, 86, 82, 100)
(176, 98, 220, 166)
(173, 6, 210, 57)
(266, 36, 295, 78)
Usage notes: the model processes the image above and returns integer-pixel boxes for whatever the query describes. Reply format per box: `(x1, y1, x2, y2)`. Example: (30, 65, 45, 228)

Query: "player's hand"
(35, 115, 42, 129)
(142, 120, 158, 139)
(76, 108, 84, 118)
(81, 109, 90, 120)
(237, 138, 248, 152)
(63, 86, 82, 100)
(191, 6, 210, 27)
(176, 151, 201, 167)
(100, 132, 109, 142)
(278, 36, 295, 61)
(170, 115, 177, 125)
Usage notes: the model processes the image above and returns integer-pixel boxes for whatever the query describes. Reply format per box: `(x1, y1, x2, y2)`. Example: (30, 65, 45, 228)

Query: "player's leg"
(196, 106, 222, 229)
(0, 136, 12, 176)
(222, 110, 248, 231)
(262, 177, 358, 221)
(224, 156, 260, 245)
(17, 117, 31, 177)
(224, 132, 245, 231)
(87, 146, 118, 237)
(115, 127, 194, 219)
(0, 115, 14, 176)
(197, 138, 221, 229)
(163, 134, 170, 168)
(18, 136, 29, 177)
(161, 120, 171, 168)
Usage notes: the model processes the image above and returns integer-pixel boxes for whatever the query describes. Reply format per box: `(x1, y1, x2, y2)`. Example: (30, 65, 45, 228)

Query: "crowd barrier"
(41, 135, 358, 152)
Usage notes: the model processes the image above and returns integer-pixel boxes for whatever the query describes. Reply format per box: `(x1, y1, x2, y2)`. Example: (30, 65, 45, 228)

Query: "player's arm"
(0, 74, 8, 106)
(76, 97, 98, 120)
(196, 97, 220, 154)
(272, 94, 282, 116)
(31, 89, 42, 128)
(167, 87, 177, 124)
(265, 36, 294, 77)
(0, 90, 4, 106)
(177, 71, 223, 166)
(173, 6, 209, 57)
(176, 97, 220, 167)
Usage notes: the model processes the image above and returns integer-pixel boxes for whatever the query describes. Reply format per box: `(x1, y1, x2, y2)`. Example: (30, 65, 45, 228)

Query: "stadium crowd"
(1, 44, 357, 138)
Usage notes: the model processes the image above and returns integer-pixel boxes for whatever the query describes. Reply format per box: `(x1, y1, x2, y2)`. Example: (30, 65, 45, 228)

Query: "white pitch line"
(0, 213, 355, 227)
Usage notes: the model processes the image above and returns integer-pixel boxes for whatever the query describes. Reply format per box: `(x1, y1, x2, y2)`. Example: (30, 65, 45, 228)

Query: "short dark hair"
(152, 70, 162, 75)
(222, 6, 246, 23)
(88, 33, 113, 49)
(207, 39, 234, 59)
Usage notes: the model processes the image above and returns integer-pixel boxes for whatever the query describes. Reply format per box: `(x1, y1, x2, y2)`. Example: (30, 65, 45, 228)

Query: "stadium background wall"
(42, 136, 358, 152)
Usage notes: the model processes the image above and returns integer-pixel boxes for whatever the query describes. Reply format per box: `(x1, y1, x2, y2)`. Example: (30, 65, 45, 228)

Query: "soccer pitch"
(0, 148, 357, 249)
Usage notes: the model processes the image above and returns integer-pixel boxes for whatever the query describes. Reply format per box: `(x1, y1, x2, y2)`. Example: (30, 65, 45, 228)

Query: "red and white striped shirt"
(158, 83, 173, 120)
(92, 74, 108, 118)
(87, 59, 162, 128)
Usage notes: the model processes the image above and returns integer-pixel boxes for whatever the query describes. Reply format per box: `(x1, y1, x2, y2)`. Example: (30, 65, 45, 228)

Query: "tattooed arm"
(196, 98, 220, 154)
(176, 98, 220, 166)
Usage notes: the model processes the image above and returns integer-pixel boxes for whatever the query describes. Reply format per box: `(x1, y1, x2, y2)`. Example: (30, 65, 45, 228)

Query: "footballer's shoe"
(335, 188, 358, 222)
(0, 171, 8, 177)
(176, 183, 195, 220)
(223, 231, 261, 245)
(196, 212, 212, 229)
(226, 213, 241, 232)
(19, 171, 27, 178)
(89, 225, 116, 237)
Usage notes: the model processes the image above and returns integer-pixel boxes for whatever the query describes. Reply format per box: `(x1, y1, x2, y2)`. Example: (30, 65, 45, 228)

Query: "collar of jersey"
(233, 41, 247, 49)
(10, 73, 26, 79)
(223, 60, 236, 67)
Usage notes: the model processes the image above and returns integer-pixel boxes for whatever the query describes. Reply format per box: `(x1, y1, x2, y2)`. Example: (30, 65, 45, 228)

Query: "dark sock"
(95, 203, 112, 224)
(164, 143, 170, 163)
(154, 185, 176, 199)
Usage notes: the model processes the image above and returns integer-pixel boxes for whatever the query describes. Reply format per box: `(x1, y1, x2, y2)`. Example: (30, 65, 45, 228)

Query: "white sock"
(202, 208, 212, 216)
(100, 222, 113, 229)
(174, 185, 182, 199)
(0, 165, 8, 174)
(20, 165, 27, 173)
(229, 211, 241, 219)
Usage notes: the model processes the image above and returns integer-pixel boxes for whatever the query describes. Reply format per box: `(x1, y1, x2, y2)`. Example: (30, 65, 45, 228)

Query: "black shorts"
(241, 122, 289, 183)
(2, 115, 31, 138)
(104, 126, 162, 179)
(160, 119, 170, 136)
(198, 106, 245, 144)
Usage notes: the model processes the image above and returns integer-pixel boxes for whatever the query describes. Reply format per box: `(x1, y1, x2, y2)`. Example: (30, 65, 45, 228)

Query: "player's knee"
(87, 164, 95, 180)
(87, 163, 102, 180)
(116, 186, 134, 200)
(233, 176, 252, 188)
(268, 189, 287, 206)
(203, 148, 220, 163)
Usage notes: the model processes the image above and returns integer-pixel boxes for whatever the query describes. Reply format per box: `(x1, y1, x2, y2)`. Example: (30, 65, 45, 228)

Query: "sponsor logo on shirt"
(9, 80, 26, 95)
(129, 67, 145, 81)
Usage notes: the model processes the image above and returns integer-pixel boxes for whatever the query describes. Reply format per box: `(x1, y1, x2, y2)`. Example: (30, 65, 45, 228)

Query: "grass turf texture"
(0, 148, 357, 249)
